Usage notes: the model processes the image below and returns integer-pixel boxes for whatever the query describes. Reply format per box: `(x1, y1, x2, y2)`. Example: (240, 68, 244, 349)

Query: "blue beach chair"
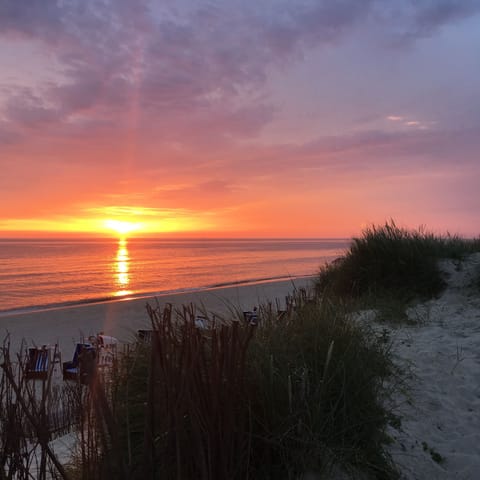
(243, 308, 259, 325)
(25, 347, 50, 380)
(63, 343, 96, 383)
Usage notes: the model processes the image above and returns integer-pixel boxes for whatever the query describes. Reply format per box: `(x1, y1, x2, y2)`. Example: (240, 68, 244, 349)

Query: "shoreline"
(0, 273, 316, 318)
(0, 275, 313, 358)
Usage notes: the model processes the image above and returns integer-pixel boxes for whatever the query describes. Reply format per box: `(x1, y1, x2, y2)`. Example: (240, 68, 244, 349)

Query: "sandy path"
(387, 253, 480, 479)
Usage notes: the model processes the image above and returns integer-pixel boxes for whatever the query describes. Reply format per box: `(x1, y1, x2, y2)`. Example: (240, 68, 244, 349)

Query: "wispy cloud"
(373, 0, 480, 46)
(386, 115, 435, 130)
(2, 0, 478, 146)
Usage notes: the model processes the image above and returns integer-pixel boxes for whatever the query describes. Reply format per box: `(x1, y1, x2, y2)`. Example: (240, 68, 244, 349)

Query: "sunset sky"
(1, 0, 479, 238)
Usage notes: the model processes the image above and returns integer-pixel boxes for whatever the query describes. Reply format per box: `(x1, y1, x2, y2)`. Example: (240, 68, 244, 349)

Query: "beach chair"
(137, 329, 154, 342)
(243, 309, 259, 325)
(195, 315, 208, 329)
(25, 347, 50, 380)
(62, 343, 96, 383)
(95, 334, 118, 369)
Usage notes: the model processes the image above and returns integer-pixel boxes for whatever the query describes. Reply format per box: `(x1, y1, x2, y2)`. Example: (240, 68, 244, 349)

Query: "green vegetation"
(247, 300, 396, 478)
(1, 301, 397, 479)
(316, 221, 480, 304)
(111, 304, 255, 479)
(94, 298, 397, 479)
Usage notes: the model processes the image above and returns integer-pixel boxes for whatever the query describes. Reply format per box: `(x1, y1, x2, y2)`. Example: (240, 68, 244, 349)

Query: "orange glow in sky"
(0, 205, 222, 238)
(1, 2, 479, 238)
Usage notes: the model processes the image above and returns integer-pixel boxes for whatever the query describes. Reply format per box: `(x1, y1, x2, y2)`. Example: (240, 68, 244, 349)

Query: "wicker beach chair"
(25, 345, 62, 381)
(62, 343, 96, 383)
(194, 314, 208, 329)
(95, 334, 118, 369)
(137, 329, 154, 342)
(243, 308, 259, 325)
(25, 347, 50, 380)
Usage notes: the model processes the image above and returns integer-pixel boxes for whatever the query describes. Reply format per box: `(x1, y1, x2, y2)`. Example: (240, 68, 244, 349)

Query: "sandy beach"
(0, 276, 313, 359)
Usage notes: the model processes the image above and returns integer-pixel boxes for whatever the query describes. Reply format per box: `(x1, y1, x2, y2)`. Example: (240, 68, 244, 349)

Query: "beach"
(0, 276, 313, 359)
(2, 254, 480, 479)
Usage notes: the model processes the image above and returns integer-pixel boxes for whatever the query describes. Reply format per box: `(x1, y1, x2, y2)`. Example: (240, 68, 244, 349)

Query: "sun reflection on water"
(114, 238, 133, 296)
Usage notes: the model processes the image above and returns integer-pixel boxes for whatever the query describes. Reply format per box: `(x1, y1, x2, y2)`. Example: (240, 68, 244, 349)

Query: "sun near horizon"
(0, 205, 230, 239)
(0, 203, 369, 239)
(104, 219, 142, 237)
(0, 199, 478, 239)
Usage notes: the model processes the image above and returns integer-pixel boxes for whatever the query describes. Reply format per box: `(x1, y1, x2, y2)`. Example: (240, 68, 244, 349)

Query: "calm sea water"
(0, 238, 348, 314)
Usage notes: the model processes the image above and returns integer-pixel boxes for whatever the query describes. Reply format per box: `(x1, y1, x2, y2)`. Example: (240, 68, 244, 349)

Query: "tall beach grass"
(246, 298, 396, 478)
(316, 221, 480, 302)
(0, 294, 398, 478)
(85, 296, 397, 479)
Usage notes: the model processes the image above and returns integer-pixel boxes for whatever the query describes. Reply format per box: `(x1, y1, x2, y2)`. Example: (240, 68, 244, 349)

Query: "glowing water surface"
(0, 238, 348, 313)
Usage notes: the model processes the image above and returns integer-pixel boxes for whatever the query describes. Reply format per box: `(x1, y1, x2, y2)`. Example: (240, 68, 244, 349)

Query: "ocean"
(0, 238, 348, 315)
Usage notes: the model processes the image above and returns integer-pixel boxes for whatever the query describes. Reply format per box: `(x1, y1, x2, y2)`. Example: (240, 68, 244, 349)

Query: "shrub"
(103, 297, 397, 479)
(247, 299, 397, 479)
(316, 221, 480, 300)
(1, 296, 399, 479)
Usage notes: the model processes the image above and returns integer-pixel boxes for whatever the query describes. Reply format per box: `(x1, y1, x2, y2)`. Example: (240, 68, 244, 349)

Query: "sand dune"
(386, 253, 480, 479)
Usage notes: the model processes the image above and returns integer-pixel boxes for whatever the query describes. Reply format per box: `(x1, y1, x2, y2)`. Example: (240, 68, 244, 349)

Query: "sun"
(104, 219, 141, 236)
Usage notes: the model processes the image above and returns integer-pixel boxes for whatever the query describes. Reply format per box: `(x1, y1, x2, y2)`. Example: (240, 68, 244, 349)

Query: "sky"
(0, 0, 479, 238)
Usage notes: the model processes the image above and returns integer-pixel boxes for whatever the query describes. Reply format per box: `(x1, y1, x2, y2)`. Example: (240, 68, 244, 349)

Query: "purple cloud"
(5, 88, 60, 128)
(0, 0, 64, 42)
(374, 0, 480, 45)
(221, 126, 480, 181)
(1, 0, 479, 151)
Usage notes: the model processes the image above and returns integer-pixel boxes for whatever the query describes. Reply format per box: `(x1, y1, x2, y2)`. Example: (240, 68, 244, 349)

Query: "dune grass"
(1, 299, 398, 480)
(316, 221, 480, 303)
(106, 304, 255, 479)
(246, 298, 397, 479)
(89, 296, 397, 479)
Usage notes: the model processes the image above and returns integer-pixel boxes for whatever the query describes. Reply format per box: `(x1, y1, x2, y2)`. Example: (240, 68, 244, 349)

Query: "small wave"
(206, 274, 314, 289)
(0, 295, 121, 317)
